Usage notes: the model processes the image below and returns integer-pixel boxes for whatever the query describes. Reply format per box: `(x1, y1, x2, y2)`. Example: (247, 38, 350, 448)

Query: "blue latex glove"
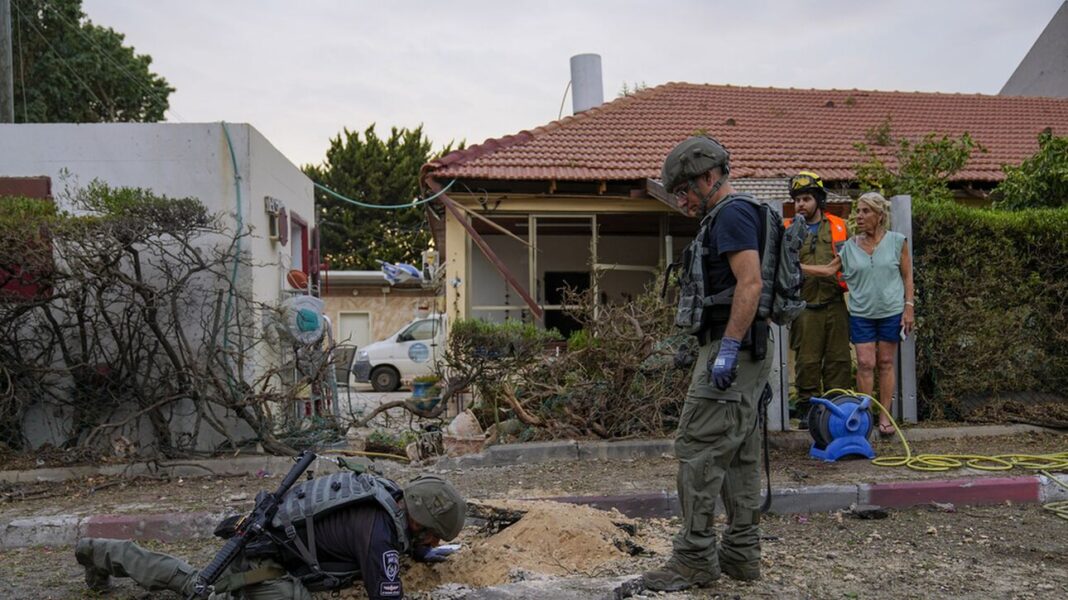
(710, 337, 742, 390)
(413, 543, 461, 563)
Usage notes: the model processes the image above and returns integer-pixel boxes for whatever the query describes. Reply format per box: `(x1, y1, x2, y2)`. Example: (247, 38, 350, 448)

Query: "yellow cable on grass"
(844, 391, 1068, 520)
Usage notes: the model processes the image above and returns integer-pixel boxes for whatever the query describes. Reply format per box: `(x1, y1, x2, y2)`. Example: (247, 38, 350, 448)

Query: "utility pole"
(0, 0, 14, 123)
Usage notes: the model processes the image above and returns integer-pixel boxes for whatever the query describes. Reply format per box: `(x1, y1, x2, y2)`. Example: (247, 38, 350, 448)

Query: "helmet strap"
(698, 171, 729, 215)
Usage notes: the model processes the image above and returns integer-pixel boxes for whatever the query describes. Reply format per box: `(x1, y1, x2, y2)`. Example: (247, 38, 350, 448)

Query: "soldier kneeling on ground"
(75, 471, 466, 600)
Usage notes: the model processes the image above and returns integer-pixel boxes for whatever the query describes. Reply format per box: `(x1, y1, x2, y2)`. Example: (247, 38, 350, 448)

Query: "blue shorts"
(849, 313, 903, 344)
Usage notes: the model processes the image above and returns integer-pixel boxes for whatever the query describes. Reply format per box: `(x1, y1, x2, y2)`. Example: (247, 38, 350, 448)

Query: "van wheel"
(370, 366, 400, 392)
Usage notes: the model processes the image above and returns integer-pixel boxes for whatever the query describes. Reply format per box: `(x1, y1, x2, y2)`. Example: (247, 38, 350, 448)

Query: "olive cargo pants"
(78, 538, 311, 600)
(672, 334, 774, 570)
(790, 301, 852, 402)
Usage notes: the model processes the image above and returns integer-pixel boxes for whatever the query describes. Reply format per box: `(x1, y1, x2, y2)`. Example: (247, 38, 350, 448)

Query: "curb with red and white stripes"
(3, 473, 1065, 550)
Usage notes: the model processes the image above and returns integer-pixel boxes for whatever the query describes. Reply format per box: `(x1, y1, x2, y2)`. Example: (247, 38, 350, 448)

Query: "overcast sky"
(82, 0, 1063, 168)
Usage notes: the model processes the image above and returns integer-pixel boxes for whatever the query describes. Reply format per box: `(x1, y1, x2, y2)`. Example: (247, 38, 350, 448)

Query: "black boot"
(796, 400, 811, 430)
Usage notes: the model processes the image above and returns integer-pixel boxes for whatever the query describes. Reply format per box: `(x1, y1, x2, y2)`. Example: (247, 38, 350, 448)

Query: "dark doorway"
(544, 271, 589, 338)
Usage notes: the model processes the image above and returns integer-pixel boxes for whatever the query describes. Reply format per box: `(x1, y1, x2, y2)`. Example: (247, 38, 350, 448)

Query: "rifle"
(187, 449, 317, 599)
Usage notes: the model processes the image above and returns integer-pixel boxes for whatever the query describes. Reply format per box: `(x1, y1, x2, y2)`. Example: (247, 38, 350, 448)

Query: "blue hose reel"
(808, 391, 875, 461)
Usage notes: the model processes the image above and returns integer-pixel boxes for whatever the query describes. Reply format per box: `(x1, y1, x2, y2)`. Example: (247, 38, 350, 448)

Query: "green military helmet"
(661, 135, 731, 194)
(404, 475, 466, 541)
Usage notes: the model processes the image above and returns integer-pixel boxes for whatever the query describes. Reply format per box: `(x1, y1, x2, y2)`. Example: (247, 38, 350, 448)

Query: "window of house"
(290, 212, 309, 273)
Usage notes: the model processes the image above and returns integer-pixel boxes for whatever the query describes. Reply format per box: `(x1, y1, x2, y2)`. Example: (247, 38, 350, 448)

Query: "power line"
(16, 2, 111, 120)
(313, 179, 455, 210)
(40, 0, 182, 122)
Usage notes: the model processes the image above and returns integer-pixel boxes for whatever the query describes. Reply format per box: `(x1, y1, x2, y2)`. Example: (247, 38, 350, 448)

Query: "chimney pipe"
(570, 54, 603, 114)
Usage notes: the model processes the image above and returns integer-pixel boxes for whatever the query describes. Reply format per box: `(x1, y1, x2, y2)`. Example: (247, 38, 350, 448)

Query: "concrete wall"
(0, 123, 314, 450)
(322, 286, 439, 345)
(0, 123, 312, 308)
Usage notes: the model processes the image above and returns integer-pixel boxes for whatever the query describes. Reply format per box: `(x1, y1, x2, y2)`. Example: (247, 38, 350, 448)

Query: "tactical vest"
(673, 194, 806, 335)
(270, 472, 410, 592)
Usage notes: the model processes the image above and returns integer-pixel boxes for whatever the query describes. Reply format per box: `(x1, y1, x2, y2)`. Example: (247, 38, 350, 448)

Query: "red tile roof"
(425, 82, 1068, 184)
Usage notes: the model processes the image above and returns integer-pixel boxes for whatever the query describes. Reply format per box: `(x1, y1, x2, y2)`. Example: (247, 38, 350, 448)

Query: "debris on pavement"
(849, 503, 889, 519)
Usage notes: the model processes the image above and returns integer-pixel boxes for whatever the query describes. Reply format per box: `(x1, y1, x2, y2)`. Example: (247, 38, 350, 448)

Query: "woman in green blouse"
(836, 193, 915, 436)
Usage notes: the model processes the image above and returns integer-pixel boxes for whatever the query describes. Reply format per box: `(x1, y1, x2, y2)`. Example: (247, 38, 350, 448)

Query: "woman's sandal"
(878, 422, 895, 437)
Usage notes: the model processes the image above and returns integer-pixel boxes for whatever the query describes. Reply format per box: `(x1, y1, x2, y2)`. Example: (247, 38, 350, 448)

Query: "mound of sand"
(405, 499, 642, 591)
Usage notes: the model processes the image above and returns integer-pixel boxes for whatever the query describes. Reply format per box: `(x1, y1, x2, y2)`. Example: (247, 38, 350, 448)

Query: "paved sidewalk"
(0, 423, 1050, 484)
(1, 424, 1063, 549)
(433, 424, 1055, 469)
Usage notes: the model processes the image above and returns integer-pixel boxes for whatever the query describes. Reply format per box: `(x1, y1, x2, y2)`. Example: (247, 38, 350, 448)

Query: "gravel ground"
(0, 429, 1063, 599)
(0, 503, 1063, 599)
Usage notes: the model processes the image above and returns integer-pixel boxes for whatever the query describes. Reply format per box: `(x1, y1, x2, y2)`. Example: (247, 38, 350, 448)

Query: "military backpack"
(671, 193, 806, 335)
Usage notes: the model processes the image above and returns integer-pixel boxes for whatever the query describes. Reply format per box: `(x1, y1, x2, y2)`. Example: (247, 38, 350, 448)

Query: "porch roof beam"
(426, 178, 544, 320)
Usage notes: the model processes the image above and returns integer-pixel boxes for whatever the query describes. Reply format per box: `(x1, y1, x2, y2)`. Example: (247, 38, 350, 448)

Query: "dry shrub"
(497, 280, 691, 439)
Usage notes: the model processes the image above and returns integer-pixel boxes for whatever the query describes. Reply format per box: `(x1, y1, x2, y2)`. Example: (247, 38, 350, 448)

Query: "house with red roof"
(420, 82, 1068, 329)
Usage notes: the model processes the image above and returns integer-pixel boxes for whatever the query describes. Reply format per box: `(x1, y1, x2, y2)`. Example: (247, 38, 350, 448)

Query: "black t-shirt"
(306, 503, 405, 599)
(706, 197, 762, 293)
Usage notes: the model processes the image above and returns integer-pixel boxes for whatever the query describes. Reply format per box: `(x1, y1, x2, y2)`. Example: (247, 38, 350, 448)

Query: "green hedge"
(912, 201, 1068, 416)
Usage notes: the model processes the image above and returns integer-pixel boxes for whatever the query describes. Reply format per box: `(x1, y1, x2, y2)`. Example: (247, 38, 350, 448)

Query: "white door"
(338, 313, 371, 348)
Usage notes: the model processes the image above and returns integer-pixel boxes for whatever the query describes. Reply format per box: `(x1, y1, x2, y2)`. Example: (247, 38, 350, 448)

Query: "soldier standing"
(643, 136, 774, 592)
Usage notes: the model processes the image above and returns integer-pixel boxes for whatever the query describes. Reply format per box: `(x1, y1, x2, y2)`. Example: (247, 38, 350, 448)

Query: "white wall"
(470, 233, 531, 308)
(0, 123, 314, 450)
(0, 123, 313, 308)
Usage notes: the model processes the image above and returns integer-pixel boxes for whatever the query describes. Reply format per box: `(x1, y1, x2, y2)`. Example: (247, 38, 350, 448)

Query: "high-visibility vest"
(784, 213, 849, 291)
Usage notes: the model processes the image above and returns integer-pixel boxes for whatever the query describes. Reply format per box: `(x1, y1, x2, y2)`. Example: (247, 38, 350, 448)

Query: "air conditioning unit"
(264, 196, 288, 245)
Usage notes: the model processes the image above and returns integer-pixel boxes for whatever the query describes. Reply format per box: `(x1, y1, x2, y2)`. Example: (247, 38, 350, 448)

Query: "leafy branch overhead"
(10, 0, 174, 122)
(853, 118, 984, 203)
(993, 131, 1068, 210)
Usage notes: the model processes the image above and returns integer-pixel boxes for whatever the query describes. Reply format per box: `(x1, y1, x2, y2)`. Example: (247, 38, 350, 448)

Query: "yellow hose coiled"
(817, 389, 1068, 520)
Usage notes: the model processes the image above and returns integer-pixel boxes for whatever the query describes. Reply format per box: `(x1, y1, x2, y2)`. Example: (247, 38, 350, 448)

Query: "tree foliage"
(854, 119, 982, 203)
(10, 0, 173, 122)
(993, 131, 1068, 210)
(303, 125, 458, 270)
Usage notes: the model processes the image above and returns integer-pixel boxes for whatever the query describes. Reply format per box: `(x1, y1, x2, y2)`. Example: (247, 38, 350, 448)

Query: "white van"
(352, 314, 446, 392)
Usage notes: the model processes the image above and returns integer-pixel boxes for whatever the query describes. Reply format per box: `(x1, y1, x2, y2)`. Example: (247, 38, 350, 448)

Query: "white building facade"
(0, 123, 316, 450)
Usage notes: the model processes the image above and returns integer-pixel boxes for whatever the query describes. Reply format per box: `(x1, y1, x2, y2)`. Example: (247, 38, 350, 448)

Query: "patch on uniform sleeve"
(380, 581, 402, 597)
(382, 549, 400, 581)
